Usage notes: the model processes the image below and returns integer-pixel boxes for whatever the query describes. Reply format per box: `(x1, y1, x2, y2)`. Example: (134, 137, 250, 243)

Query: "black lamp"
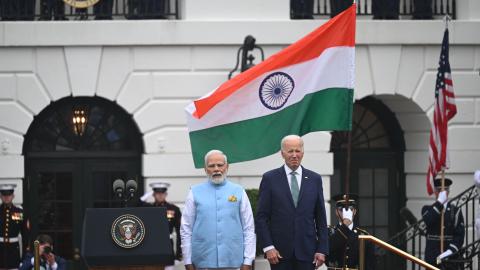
(228, 35, 265, 79)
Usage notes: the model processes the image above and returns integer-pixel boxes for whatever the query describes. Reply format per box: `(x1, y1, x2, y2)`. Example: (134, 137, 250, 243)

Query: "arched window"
(23, 96, 143, 265)
(25, 96, 142, 153)
(331, 96, 405, 151)
(330, 96, 406, 269)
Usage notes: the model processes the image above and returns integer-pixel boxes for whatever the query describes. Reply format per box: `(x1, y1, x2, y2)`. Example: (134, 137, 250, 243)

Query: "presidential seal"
(259, 72, 295, 110)
(111, 214, 146, 249)
(63, 0, 100, 8)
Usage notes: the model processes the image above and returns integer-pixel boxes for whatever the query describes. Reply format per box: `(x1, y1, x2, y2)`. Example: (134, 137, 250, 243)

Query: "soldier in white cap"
(422, 178, 464, 268)
(1, 184, 29, 270)
(140, 182, 182, 270)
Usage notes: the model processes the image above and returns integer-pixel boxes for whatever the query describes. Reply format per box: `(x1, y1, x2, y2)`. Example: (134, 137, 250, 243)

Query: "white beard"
(209, 173, 226, 185)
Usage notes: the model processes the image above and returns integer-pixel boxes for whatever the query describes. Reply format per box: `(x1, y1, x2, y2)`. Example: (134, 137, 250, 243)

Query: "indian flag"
(186, 4, 356, 168)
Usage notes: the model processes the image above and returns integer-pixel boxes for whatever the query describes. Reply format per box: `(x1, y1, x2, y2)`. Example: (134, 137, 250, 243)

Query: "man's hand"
(437, 190, 448, 204)
(184, 264, 196, 270)
(240, 264, 252, 270)
(312, 253, 325, 269)
(266, 248, 283, 265)
(342, 208, 353, 226)
(44, 252, 56, 266)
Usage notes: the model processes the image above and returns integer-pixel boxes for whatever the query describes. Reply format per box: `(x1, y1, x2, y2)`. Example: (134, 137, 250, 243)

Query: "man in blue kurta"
(180, 150, 256, 270)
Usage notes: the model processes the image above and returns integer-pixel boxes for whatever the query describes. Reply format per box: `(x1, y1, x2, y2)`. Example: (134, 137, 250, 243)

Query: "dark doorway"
(23, 96, 143, 270)
(330, 96, 406, 269)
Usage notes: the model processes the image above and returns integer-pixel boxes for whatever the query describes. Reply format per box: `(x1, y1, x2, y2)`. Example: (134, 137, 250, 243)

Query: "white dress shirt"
(180, 186, 256, 266)
(30, 257, 58, 270)
(284, 164, 303, 191)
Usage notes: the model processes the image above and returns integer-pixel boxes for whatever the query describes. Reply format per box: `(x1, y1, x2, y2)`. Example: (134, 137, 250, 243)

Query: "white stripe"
(0, 237, 19, 242)
(186, 46, 354, 132)
(449, 243, 458, 252)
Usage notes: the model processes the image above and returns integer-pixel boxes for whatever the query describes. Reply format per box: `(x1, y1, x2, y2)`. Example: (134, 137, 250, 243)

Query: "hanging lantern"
(72, 108, 88, 136)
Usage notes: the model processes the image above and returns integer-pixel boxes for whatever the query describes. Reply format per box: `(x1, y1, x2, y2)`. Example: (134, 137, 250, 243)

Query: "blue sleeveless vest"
(191, 180, 244, 268)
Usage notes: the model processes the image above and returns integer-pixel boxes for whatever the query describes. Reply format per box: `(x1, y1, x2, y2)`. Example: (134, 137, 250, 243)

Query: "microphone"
(113, 179, 125, 198)
(126, 180, 137, 199)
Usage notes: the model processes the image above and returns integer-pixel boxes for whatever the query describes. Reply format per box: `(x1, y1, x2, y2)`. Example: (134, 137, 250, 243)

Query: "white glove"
(342, 208, 353, 222)
(437, 190, 448, 204)
(436, 249, 453, 264)
(474, 170, 480, 188)
(140, 191, 154, 202)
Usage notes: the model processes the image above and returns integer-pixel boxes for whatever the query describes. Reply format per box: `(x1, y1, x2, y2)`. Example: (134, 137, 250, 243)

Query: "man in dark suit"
(256, 135, 329, 270)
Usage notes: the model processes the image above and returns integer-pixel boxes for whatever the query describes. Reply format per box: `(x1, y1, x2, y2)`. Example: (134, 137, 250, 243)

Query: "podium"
(81, 207, 173, 270)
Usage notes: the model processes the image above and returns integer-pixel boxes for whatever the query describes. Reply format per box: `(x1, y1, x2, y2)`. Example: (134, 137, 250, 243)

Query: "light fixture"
(228, 35, 265, 79)
(72, 108, 88, 136)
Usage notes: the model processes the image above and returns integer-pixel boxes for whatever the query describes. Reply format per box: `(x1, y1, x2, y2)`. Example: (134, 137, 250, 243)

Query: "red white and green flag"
(186, 4, 356, 168)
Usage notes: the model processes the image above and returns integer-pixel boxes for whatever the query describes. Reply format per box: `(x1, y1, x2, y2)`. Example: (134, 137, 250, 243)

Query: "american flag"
(426, 29, 457, 195)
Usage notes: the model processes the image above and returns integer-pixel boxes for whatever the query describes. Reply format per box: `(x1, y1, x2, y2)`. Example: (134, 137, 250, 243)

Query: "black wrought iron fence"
(387, 185, 479, 270)
(0, 0, 178, 20)
(292, 0, 455, 19)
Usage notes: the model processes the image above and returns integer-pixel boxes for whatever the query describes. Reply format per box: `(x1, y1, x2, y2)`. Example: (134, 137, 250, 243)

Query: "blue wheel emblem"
(259, 72, 295, 110)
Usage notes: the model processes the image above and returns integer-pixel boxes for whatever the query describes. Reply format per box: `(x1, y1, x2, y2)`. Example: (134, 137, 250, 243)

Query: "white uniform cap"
(0, 184, 16, 194)
(149, 182, 170, 192)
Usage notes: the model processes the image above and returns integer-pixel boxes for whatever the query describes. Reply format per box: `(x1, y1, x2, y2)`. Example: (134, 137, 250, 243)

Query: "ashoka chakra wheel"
(259, 72, 295, 110)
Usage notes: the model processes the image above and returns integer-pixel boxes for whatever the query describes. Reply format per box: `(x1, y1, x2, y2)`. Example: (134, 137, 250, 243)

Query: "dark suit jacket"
(19, 252, 67, 270)
(256, 165, 329, 261)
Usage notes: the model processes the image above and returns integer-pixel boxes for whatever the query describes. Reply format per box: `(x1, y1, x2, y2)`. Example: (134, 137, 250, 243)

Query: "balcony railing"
(0, 0, 178, 20)
(292, 0, 455, 19)
(0, 0, 456, 21)
(387, 185, 479, 270)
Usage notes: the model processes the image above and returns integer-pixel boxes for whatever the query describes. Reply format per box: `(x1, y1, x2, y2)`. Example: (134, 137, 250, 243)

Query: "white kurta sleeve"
(180, 190, 196, 265)
(240, 190, 256, 265)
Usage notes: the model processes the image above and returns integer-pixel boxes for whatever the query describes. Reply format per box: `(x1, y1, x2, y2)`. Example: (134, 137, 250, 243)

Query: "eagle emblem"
(111, 214, 145, 248)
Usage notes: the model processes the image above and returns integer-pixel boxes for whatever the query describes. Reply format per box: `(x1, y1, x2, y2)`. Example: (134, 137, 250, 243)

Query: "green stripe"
(189, 88, 353, 168)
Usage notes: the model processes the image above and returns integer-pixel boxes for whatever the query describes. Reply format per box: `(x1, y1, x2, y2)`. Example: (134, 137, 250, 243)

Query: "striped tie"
(290, 172, 299, 207)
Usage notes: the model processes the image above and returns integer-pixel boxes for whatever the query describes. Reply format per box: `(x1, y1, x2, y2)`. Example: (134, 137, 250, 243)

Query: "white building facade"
(1, 0, 480, 268)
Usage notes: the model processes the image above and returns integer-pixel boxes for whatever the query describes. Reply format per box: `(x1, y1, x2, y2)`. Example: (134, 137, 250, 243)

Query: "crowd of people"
(0, 134, 473, 270)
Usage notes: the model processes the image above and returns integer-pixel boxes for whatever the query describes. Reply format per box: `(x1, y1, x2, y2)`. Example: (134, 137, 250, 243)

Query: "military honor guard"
(422, 178, 464, 269)
(140, 182, 182, 269)
(1, 184, 29, 270)
(327, 194, 375, 270)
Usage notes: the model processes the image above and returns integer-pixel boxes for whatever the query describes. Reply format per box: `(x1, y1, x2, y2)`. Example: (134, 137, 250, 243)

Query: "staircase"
(386, 185, 479, 270)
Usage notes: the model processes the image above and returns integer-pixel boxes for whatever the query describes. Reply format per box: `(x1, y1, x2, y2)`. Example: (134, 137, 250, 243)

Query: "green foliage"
(246, 188, 259, 215)
(245, 188, 262, 256)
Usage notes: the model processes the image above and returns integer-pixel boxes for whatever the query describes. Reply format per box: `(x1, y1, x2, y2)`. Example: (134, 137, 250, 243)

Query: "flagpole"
(439, 17, 449, 254)
(440, 168, 445, 253)
(344, 130, 352, 202)
(444, 14, 451, 30)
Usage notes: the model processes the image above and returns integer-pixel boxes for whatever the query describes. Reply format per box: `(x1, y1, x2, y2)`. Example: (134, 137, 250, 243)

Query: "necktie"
(290, 172, 299, 207)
